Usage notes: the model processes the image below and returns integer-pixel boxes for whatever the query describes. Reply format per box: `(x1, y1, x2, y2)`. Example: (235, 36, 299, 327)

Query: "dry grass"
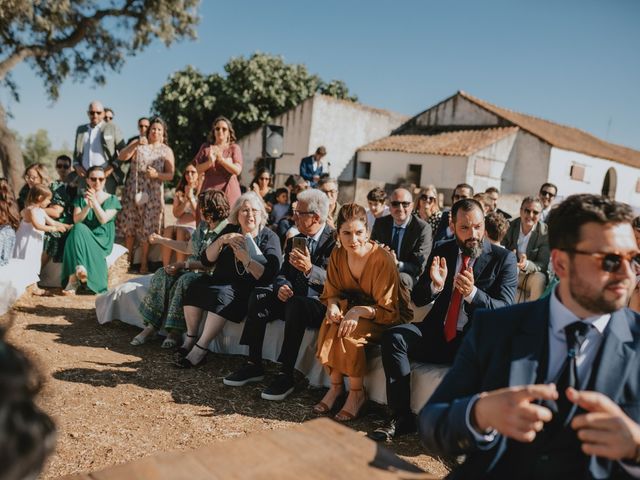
(2, 268, 450, 479)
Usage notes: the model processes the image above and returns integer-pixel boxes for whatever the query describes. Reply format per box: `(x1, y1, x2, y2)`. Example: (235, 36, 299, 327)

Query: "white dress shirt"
(82, 122, 106, 170)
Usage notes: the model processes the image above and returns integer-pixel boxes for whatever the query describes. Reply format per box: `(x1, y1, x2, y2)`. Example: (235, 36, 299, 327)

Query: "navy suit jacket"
(419, 298, 640, 479)
(370, 214, 432, 283)
(274, 224, 336, 297)
(299, 156, 323, 185)
(432, 210, 453, 247)
(412, 238, 518, 336)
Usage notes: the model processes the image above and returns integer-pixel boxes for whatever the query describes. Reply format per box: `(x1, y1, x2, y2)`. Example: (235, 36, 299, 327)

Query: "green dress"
(138, 219, 228, 332)
(61, 195, 121, 294)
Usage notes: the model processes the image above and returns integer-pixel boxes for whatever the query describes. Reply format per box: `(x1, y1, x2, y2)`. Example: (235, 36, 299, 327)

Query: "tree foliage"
(151, 52, 357, 172)
(0, 0, 201, 187)
(23, 129, 52, 167)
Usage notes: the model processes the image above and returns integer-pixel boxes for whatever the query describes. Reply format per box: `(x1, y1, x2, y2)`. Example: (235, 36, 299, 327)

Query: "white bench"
(96, 281, 448, 413)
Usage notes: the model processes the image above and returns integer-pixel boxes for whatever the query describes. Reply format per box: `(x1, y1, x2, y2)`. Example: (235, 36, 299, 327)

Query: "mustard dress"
(316, 242, 412, 377)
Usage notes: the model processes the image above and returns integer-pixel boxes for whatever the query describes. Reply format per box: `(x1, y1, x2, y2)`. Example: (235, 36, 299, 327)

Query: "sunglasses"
(88, 177, 106, 182)
(420, 195, 436, 203)
(88, 111, 103, 115)
(390, 201, 411, 208)
(563, 249, 640, 273)
(540, 190, 556, 198)
(523, 208, 541, 216)
(56, 164, 71, 169)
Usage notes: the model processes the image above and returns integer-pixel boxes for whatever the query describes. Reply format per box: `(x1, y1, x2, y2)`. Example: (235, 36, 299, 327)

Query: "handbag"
(134, 152, 148, 206)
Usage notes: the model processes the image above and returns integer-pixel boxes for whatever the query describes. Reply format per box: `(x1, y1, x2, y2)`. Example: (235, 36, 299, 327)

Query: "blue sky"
(2, 0, 639, 152)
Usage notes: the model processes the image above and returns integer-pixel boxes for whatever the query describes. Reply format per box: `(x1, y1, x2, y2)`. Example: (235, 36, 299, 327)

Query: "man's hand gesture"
(430, 256, 448, 291)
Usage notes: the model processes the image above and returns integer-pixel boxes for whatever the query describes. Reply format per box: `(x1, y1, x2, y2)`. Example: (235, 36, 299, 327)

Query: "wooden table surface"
(59, 417, 441, 479)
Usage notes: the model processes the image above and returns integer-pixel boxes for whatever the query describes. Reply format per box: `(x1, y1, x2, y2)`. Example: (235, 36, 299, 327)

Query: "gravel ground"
(2, 263, 450, 479)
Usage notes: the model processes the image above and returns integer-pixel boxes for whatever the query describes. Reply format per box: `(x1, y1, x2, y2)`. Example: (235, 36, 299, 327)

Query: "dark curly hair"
(547, 194, 634, 251)
(0, 178, 20, 230)
(0, 329, 56, 480)
(199, 189, 230, 221)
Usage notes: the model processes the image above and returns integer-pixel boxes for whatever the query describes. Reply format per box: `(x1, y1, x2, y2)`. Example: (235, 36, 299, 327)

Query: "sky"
(2, 0, 639, 153)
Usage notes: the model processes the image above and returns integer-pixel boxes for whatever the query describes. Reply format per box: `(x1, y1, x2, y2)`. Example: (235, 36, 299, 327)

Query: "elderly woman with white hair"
(176, 191, 282, 368)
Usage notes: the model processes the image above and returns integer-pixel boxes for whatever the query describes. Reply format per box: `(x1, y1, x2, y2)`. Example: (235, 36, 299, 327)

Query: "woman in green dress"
(61, 166, 121, 295)
(131, 189, 230, 348)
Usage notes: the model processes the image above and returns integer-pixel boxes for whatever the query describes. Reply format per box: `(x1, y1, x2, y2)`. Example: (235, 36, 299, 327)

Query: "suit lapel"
(527, 223, 540, 258)
(592, 309, 635, 400)
(313, 225, 332, 263)
(509, 298, 550, 387)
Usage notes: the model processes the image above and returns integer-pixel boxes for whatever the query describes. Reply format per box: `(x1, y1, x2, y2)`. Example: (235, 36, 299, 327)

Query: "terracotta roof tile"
(458, 91, 640, 168)
(358, 127, 519, 156)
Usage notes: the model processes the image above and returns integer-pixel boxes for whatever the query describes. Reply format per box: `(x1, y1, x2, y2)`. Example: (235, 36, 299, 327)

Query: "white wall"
(358, 150, 469, 188)
(236, 95, 407, 186)
(548, 148, 640, 207)
(467, 132, 518, 192)
(414, 96, 502, 127)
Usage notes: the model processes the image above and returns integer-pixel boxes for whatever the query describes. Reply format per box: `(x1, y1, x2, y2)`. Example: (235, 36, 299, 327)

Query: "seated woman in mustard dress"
(315, 203, 411, 421)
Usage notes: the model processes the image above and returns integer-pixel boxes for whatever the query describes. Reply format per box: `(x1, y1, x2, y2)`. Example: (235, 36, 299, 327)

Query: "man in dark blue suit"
(370, 198, 518, 441)
(420, 194, 640, 479)
(223, 188, 335, 401)
(299, 146, 327, 187)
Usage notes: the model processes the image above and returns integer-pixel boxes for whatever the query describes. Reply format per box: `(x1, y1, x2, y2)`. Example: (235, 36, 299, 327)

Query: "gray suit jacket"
(502, 219, 549, 274)
(73, 122, 126, 185)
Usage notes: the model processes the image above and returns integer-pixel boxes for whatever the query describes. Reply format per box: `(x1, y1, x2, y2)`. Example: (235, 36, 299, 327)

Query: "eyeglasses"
(88, 177, 106, 183)
(420, 195, 436, 203)
(56, 164, 70, 169)
(88, 111, 103, 115)
(523, 208, 541, 216)
(563, 249, 640, 273)
(239, 208, 261, 216)
(24, 174, 40, 181)
(105, 116, 113, 121)
(390, 201, 412, 208)
(540, 190, 556, 198)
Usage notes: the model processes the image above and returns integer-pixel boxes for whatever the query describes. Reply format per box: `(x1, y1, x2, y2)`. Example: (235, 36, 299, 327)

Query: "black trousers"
(380, 322, 462, 417)
(239, 286, 326, 375)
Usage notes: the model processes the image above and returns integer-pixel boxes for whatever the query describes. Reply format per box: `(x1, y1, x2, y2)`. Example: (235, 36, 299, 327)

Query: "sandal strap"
(185, 333, 197, 338)
(193, 343, 208, 351)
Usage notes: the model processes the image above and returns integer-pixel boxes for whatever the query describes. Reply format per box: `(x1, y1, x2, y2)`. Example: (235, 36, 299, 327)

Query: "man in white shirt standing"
(419, 193, 640, 479)
(73, 100, 125, 194)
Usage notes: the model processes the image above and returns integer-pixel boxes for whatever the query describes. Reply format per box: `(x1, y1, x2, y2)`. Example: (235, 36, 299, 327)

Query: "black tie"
(391, 226, 402, 255)
(554, 321, 591, 426)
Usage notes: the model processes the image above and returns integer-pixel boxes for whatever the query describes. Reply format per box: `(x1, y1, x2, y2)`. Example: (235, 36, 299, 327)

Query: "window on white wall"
(570, 164, 586, 181)
(356, 161, 371, 179)
(406, 164, 422, 185)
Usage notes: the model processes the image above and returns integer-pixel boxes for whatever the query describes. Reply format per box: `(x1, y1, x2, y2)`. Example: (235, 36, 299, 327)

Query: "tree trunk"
(0, 102, 24, 190)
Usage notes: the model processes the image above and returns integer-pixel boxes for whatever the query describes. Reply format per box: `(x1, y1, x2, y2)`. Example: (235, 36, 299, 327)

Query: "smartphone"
(292, 237, 306, 252)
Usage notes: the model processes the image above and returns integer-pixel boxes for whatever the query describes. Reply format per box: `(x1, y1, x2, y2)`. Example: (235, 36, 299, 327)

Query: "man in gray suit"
(502, 196, 550, 302)
(73, 100, 125, 194)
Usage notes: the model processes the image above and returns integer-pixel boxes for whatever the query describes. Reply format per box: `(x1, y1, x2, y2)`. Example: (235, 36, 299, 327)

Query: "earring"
(336, 238, 342, 248)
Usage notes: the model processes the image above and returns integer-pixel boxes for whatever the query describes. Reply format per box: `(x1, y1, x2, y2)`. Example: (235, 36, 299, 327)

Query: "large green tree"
(23, 129, 52, 167)
(151, 53, 357, 172)
(0, 0, 200, 188)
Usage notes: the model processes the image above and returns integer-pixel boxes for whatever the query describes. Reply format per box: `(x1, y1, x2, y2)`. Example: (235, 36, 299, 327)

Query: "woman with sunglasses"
(159, 164, 201, 266)
(414, 185, 442, 233)
(117, 117, 175, 274)
(61, 166, 121, 295)
(193, 116, 243, 208)
(17, 163, 49, 211)
(130, 189, 230, 348)
(250, 167, 275, 211)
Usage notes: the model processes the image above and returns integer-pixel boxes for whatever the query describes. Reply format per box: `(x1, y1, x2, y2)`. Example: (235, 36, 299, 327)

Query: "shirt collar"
(393, 217, 411, 229)
(549, 286, 610, 335)
(309, 224, 325, 243)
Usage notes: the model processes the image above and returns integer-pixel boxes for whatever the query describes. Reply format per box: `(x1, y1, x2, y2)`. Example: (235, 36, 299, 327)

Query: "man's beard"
(456, 237, 483, 258)
(569, 273, 630, 314)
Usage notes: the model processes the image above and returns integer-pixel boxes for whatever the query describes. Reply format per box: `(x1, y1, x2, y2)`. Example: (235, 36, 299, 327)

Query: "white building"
(237, 94, 408, 185)
(356, 91, 640, 207)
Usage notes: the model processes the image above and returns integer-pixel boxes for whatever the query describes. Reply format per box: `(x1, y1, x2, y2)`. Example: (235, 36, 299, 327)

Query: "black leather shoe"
(368, 415, 417, 442)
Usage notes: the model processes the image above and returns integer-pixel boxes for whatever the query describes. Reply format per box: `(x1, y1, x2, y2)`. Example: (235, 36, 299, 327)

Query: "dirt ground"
(2, 265, 450, 479)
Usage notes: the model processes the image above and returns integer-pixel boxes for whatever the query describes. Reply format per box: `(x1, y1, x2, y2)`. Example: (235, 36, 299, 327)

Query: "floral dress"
(117, 143, 170, 241)
(138, 220, 228, 333)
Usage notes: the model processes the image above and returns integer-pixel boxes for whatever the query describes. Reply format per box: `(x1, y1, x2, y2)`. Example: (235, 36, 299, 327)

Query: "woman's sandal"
(62, 279, 80, 296)
(75, 265, 88, 284)
(334, 388, 368, 422)
(174, 342, 208, 369)
(161, 333, 179, 349)
(313, 383, 345, 415)
(174, 333, 197, 359)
